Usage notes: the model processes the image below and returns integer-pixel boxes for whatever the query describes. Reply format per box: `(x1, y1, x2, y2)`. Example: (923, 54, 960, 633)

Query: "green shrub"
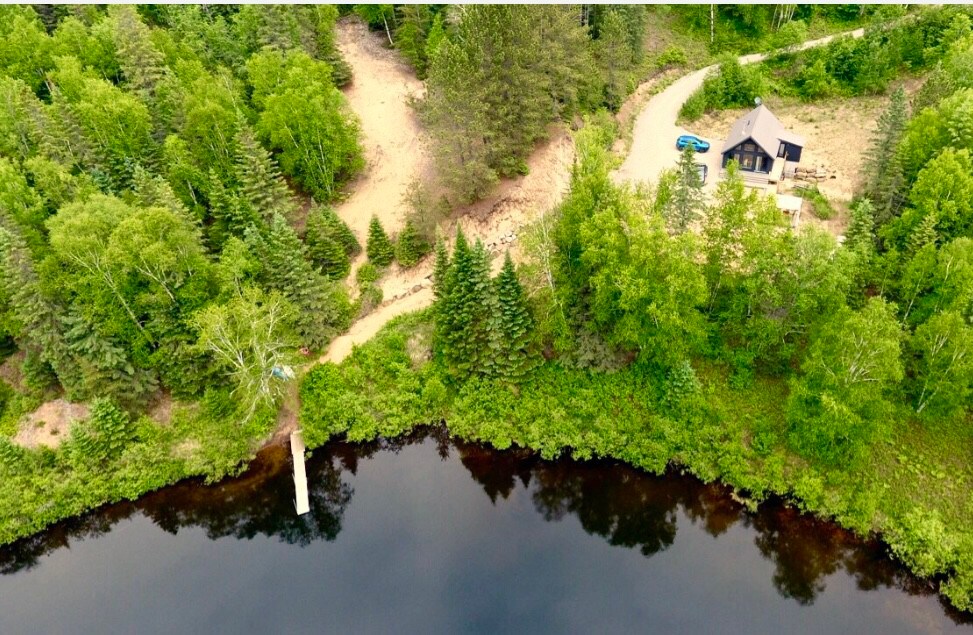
(887, 508, 959, 577)
(657, 44, 688, 69)
(679, 88, 707, 121)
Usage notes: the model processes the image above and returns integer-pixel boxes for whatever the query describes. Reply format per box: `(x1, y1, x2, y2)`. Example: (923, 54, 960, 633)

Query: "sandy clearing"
(333, 18, 432, 257)
(615, 28, 866, 194)
(13, 399, 89, 450)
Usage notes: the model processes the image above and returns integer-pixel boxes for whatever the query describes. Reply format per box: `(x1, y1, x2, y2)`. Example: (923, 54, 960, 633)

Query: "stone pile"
(793, 166, 831, 182)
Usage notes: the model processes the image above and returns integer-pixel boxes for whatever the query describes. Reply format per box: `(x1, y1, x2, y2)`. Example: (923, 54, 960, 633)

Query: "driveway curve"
(614, 28, 865, 189)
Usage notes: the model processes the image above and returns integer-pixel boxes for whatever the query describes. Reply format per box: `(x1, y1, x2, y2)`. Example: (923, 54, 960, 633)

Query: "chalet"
(720, 104, 804, 184)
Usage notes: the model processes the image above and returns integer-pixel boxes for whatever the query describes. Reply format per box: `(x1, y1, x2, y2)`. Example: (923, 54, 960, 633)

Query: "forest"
(0, 2, 971, 614)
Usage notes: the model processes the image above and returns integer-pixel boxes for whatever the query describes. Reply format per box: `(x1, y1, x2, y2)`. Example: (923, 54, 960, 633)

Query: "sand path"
(318, 20, 574, 366)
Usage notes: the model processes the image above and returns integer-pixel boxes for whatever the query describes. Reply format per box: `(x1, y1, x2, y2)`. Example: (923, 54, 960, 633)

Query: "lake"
(0, 428, 969, 634)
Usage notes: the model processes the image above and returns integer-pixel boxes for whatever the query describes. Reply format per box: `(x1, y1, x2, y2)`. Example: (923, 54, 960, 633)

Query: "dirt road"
(614, 28, 866, 191)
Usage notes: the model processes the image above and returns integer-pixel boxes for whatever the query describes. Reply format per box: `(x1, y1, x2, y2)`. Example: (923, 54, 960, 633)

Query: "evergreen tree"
(667, 145, 705, 234)
(436, 230, 501, 379)
(366, 215, 394, 267)
(395, 216, 427, 268)
(233, 125, 295, 222)
(111, 6, 168, 100)
(207, 169, 260, 244)
(865, 86, 909, 225)
(494, 252, 536, 380)
(246, 214, 350, 348)
(432, 234, 451, 301)
(395, 5, 433, 78)
(594, 8, 633, 111)
(0, 220, 83, 396)
(304, 207, 354, 279)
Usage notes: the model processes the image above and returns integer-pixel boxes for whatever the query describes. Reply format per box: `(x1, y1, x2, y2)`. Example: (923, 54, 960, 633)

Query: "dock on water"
(290, 430, 310, 515)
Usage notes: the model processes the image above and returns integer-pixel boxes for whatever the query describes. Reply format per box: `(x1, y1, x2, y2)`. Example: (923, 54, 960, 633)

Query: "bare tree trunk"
(710, 5, 715, 44)
(383, 15, 393, 46)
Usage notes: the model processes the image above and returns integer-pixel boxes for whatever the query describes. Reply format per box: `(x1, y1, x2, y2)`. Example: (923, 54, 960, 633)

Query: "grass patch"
(799, 185, 837, 219)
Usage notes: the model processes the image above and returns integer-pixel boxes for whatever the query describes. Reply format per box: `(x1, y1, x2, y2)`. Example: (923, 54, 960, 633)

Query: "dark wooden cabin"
(720, 105, 805, 175)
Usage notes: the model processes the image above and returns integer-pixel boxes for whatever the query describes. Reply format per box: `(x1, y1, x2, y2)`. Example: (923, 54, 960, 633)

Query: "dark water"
(0, 428, 969, 634)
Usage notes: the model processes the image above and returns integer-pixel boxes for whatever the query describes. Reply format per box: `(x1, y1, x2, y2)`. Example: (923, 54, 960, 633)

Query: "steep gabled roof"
(720, 104, 805, 155)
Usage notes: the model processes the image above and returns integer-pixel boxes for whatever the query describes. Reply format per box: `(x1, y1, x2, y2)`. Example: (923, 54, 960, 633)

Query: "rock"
(410, 284, 422, 293)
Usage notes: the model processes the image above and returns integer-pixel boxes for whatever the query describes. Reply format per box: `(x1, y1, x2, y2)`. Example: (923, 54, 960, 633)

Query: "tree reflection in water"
(0, 427, 969, 624)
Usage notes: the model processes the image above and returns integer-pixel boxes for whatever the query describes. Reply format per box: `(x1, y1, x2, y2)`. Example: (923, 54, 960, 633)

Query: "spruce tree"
(436, 229, 501, 379)
(207, 169, 261, 244)
(0, 221, 83, 396)
(233, 125, 295, 222)
(865, 87, 909, 225)
(246, 214, 350, 348)
(667, 144, 704, 234)
(907, 212, 939, 256)
(395, 216, 427, 268)
(494, 252, 537, 380)
(304, 207, 351, 279)
(366, 215, 394, 267)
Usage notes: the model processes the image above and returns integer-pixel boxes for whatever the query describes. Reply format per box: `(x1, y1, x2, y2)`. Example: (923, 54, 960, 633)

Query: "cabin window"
(742, 155, 754, 169)
(732, 153, 741, 164)
(743, 143, 756, 152)
(755, 155, 764, 172)
(778, 142, 787, 158)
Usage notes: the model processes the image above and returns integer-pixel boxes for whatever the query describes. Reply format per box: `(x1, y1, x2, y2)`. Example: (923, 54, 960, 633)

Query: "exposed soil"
(317, 23, 575, 366)
(13, 399, 89, 450)
(692, 96, 886, 202)
(333, 18, 432, 271)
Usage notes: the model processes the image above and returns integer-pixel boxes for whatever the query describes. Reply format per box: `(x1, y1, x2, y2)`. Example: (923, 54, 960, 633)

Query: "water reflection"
(0, 427, 968, 625)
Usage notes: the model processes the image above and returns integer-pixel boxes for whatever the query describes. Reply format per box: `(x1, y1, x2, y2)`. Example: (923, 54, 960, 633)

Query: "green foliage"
(249, 48, 363, 201)
(681, 55, 767, 121)
(394, 216, 428, 268)
(787, 298, 903, 466)
(366, 216, 394, 267)
(421, 5, 598, 202)
(304, 207, 355, 280)
(801, 185, 836, 220)
(246, 215, 351, 349)
(887, 508, 958, 578)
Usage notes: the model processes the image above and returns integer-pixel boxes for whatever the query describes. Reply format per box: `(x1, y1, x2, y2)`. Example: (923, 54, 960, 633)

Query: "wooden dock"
(290, 430, 310, 515)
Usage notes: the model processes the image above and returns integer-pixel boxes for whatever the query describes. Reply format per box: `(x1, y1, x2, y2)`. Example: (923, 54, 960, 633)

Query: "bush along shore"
(300, 310, 973, 613)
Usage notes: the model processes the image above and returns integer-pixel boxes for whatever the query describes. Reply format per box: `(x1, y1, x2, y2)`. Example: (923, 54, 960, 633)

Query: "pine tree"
(865, 87, 909, 226)
(327, 208, 360, 256)
(395, 216, 427, 268)
(667, 145, 704, 234)
(304, 208, 350, 279)
(233, 125, 295, 222)
(395, 5, 433, 78)
(131, 165, 198, 225)
(494, 252, 537, 380)
(246, 214, 350, 348)
(366, 215, 394, 267)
